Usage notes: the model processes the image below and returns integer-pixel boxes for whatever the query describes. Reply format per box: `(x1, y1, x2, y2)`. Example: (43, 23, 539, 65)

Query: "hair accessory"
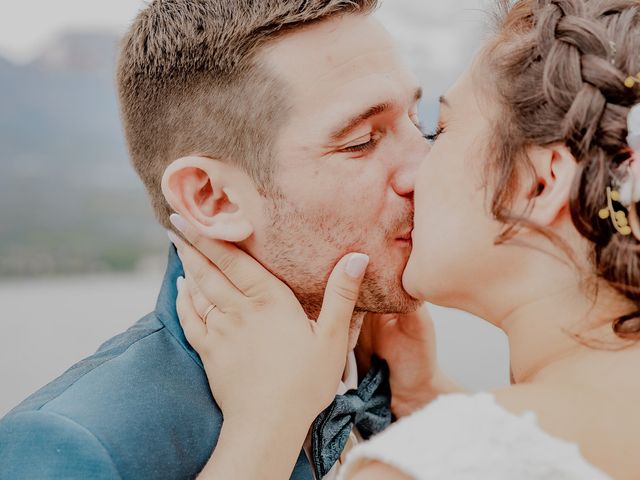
(599, 187, 632, 236)
(625, 72, 640, 89)
(600, 104, 640, 239)
(626, 104, 640, 155)
(598, 79, 640, 238)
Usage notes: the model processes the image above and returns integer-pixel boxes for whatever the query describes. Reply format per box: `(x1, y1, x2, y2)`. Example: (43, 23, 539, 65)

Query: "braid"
(532, 0, 632, 156)
(486, 0, 640, 338)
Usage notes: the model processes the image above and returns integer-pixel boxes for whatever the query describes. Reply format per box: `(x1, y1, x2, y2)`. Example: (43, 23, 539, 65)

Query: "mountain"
(0, 32, 166, 277)
(0, 55, 12, 70)
(30, 31, 120, 74)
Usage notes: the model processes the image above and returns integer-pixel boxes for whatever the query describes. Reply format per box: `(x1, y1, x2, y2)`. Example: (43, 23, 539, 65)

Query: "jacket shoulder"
(0, 410, 121, 479)
(3, 314, 222, 479)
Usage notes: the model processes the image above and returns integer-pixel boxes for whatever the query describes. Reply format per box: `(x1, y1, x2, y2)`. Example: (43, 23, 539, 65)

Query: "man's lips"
(396, 230, 413, 241)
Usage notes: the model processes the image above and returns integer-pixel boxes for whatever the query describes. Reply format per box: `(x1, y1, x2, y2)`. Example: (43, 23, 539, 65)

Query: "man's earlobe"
(527, 145, 578, 227)
(161, 156, 255, 242)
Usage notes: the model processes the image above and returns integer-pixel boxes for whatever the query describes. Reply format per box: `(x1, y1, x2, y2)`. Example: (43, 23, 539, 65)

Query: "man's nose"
(391, 136, 430, 197)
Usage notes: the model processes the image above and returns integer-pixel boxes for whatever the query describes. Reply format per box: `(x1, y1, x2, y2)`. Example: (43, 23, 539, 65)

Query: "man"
(0, 1, 430, 478)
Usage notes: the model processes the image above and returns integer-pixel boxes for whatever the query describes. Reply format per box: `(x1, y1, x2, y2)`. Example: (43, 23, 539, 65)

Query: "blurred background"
(0, 0, 509, 416)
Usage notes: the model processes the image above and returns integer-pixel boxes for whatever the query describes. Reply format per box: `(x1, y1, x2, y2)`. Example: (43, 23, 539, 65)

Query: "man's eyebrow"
(439, 95, 450, 107)
(330, 103, 390, 143)
(329, 87, 423, 143)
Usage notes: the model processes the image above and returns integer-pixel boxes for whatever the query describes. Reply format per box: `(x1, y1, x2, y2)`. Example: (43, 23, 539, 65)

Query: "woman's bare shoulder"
(493, 383, 575, 413)
(347, 461, 413, 480)
(493, 383, 601, 426)
(492, 383, 592, 439)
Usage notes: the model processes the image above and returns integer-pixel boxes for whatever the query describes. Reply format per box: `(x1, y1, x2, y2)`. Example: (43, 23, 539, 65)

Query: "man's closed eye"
(339, 132, 381, 154)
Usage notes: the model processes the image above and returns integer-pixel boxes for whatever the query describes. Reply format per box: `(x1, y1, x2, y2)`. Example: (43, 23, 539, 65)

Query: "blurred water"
(0, 272, 509, 417)
(0, 272, 162, 416)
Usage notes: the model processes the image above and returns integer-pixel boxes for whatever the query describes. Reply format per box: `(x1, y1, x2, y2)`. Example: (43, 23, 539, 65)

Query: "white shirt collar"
(336, 351, 358, 396)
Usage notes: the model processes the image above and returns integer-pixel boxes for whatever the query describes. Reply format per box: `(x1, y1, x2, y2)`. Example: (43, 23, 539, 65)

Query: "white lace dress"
(338, 393, 610, 480)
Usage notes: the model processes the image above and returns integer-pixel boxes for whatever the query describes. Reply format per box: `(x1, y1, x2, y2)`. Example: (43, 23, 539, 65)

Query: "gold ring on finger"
(203, 304, 217, 324)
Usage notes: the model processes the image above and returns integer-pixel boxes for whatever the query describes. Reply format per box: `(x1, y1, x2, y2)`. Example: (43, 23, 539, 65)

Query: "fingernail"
(176, 276, 184, 291)
(345, 253, 369, 279)
(170, 214, 188, 234)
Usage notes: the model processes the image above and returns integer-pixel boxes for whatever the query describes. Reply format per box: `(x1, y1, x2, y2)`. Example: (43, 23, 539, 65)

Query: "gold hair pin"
(625, 72, 640, 89)
(599, 187, 632, 236)
(608, 82, 640, 239)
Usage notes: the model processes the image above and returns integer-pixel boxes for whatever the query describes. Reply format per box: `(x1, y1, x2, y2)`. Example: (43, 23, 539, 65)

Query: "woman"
(169, 0, 640, 478)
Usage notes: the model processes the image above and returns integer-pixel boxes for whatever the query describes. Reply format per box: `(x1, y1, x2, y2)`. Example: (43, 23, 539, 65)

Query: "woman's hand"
(168, 214, 369, 479)
(358, 307, 463, 418)
(169, 214, 369, 427)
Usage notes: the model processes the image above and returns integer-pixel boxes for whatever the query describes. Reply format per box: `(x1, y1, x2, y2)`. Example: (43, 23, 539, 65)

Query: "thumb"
(317, 253, 369, 338)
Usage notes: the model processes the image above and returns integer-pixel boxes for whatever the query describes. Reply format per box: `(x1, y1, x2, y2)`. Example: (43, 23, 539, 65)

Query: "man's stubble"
(261, 194, 420, 324)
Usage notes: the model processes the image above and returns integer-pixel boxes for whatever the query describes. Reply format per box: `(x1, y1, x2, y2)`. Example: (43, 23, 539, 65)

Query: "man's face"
(249, 14, 428, 318)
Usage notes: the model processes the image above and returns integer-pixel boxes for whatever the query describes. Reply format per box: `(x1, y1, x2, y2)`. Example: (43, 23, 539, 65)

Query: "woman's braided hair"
(484, 0, 640, 337)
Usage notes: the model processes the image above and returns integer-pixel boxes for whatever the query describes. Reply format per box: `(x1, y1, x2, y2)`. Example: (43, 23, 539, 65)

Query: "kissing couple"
(2, 0, 640, 479)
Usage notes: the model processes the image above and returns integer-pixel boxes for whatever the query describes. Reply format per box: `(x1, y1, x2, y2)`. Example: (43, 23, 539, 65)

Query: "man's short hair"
(117, 0, 379, 228)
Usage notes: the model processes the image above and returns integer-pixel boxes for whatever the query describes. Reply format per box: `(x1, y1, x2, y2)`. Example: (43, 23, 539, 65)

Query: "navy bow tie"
(310, 356, 392, 478)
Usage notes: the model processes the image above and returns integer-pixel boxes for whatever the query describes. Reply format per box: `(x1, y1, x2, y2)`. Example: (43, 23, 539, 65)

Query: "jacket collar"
(153, 246, 313, 479)
(154, 245, 204, 368)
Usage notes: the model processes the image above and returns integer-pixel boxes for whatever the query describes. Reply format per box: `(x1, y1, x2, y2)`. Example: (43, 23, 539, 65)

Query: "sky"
(0, 0, 147, 63)
(0, 0, 488, 64)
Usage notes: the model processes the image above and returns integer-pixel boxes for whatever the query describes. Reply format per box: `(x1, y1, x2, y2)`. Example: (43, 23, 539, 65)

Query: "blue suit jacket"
(0, 247, 313, 479)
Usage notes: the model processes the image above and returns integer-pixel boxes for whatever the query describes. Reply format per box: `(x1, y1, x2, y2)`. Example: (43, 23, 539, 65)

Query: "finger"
(169, 214, 279, 298)
(176, 277, 207, 350)
(183, 273, 215, 319)
(317, 253, 369, 339)
(185, 272, 244, 338)
(183, 272, 233, 329)
(170, 233, 245, 311)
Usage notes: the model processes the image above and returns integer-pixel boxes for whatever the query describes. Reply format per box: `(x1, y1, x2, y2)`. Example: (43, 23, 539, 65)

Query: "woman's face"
(403, 64, 515, 308)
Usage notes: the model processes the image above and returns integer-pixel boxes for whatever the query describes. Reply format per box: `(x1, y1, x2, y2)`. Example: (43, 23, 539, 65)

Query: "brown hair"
(483, 0, 640, 337)
(116, 0, 378, 228)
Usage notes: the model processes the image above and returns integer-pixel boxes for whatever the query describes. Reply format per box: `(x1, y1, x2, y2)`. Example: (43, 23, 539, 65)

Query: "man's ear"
(525, 144, 578, 227)
(161, 156, 254, 242)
